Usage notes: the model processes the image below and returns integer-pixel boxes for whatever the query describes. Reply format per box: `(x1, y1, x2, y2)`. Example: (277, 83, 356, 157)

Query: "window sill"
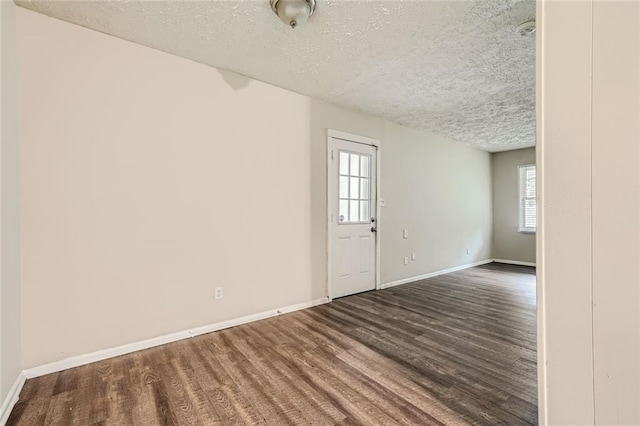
(518, 230, 537, 234)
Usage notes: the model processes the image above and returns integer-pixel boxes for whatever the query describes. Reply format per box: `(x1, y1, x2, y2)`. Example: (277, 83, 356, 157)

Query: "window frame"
(518, 164, 537, 233)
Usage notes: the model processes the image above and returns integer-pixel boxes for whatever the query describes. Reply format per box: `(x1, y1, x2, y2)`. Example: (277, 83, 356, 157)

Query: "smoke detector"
(516, 20, 536, 36)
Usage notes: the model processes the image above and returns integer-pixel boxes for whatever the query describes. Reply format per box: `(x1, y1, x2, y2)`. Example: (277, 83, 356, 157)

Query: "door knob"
(371, 227, 377, 233)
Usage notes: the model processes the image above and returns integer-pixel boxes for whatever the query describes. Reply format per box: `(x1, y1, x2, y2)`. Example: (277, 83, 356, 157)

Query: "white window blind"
(518, 164, 537, 233)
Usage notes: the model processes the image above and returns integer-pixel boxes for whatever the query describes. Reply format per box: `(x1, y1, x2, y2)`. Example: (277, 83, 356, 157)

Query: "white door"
(328, 137, 377, 298)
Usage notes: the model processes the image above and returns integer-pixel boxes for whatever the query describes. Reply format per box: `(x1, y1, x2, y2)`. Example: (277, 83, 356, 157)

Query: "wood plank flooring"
(8, 262, 537, 425)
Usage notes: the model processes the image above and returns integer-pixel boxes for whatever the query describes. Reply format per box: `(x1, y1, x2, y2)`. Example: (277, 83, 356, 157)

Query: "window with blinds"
(518, 164, 537, 233)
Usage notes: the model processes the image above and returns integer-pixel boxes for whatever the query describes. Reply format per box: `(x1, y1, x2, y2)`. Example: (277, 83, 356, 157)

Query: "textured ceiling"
(16, 0, 536, 152)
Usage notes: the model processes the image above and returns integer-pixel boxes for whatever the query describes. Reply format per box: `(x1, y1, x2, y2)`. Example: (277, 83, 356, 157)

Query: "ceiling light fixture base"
(270, 0, 316, 29)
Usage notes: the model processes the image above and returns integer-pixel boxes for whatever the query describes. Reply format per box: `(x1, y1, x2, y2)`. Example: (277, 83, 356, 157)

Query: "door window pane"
(349, 200, 359, 222)
(360, 178, 370, 200)
(360, 156, 370, 177)
(339, 200, 349, 223)
(350, 154, 360, 176)
(338, 150, 373, 225)
(360, 201, 370, 222)
(339, 152, 350, 175)
(350, 177, 359, 200)
(339, 176, 349, 199)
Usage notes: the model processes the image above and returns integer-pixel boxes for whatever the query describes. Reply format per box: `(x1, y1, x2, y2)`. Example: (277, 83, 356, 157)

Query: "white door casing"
(327, 131, 379, 299)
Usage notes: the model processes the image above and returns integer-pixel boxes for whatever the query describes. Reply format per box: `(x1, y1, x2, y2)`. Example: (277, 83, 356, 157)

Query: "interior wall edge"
(380, 259, 493, 289)
(492, 259, 536, 267)
(0, 0, 23, 410)
(535, 0, 546, 423)
(22, 297, 329, 378)
(0, 371, 25, 426)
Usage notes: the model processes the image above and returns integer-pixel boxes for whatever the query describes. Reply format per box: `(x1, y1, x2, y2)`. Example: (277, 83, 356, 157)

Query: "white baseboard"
(0, 371, 26, 426)
(23, 297, 329, 380)
(493, 259, 537, 267)
(381, 259, 494, 289)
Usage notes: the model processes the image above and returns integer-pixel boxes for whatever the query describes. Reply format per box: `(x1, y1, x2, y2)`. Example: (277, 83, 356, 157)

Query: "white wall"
(491, 148, 536, 264)
(538, 1, 639, 424)
(380, 122, 492, 284)
(0, 0, 22, 406)
(17, 8, 492, 369)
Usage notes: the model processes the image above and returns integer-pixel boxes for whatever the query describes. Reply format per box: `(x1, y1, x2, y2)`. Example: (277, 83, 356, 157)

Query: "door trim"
(326, 130, 381, 301)
(328, 129, 380, 147)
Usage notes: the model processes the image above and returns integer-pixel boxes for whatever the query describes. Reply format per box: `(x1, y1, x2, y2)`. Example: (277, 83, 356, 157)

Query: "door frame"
(326, 129, 381, 301)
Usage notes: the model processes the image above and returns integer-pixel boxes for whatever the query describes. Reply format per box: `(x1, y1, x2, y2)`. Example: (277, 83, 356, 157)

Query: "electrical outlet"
(411, 252, 416, 261)
(403, 256, 409, 265)
(214, 287, 223, 300)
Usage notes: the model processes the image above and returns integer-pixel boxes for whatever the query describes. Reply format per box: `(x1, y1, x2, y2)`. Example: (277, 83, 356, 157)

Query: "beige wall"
(538, 1, 639, 424)
(13, 2, 640, 422)
(380, 122, 492, 284)
(17, 8, 492, 368)
(1, 0, 22, 404)
(590, 1, 639, 423)
(491, 147, 536, 264)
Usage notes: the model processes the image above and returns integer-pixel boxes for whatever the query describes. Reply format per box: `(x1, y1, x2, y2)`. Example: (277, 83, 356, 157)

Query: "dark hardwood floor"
(8, 262, 537, 425)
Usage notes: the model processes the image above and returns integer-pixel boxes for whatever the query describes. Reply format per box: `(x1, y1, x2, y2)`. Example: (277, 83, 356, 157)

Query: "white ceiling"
(16, 0, 536, 152)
